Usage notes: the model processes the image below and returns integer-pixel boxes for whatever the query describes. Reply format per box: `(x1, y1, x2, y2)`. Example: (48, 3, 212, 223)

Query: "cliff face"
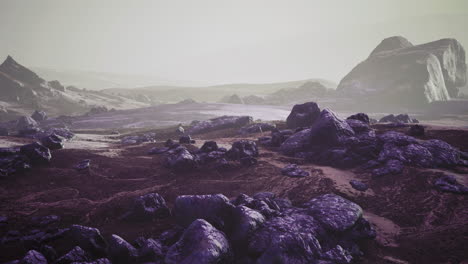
(337, 37, 467, 106)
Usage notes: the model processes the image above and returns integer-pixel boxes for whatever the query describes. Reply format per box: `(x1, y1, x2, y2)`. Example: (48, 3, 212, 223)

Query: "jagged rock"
(279, 128, 312, 155)
(434, 175, 468, 194)
(47, 80, 65, 92)
(189, 116, 253, 134)
(134, 237, 164, 262)
(47, 128, 74, 140)
(281, 164, 310, 178)
(286, 102, 321, 129)
(107, 234, 138, 264)
(74, 159, 90, 171)
(270, 129, 294, 147)
(124, 193, 170, 221)
(239, 123, 276, 134)
(349, 180, 368, 191)
(20, 142, 51, 165)
(408, 124, 425, 137)
(347, 113, 370, 124)
(31, 110, 47, 122)
(19, 250, 47, 264)
(55, 246, 89, 264)
(199, 141, 219, 153)
(305, 194, 362, 232)
(226, 140, 258, 160)
(165, 219, 232, 264)
(230, 205, 265, 246)
(322, 245, 353, 264)
(41, 134, 64, 150)
(372, 159, 404, 177)
(164, 146, 198, 172)
(173, 194, 235, 229)
(39, 244, 57, 263)
(346, 119, 372, 134)
(68, 225, 107, 257)
(337, 37, 466, 106)
(16, 116, 38, 131)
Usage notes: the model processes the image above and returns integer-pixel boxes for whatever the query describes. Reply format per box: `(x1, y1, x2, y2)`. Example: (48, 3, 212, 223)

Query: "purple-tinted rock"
(422, 139, 461, 167)
(346, 113, 370, 124)
(19, 250, 47, 264)
(434, 175, 468, 194)
(230, 205, 265, 246)
(55, 246, 89, 264)
(20, 142, 51, 165)
(31, 110, 47, 122)
(68, 225, 107, 257)
(125, 193, 170, 221)
(349, 180, 368, 191)
(134, 237, 164, 262)
(107, 234, 138, 264)
(226, 140, 258, 160)
(408, 125, 425, 137)
(281, 164, 310, 178)
(164, 146, 198, 172)
(372, 159, 404, 177)
(165, 219, 232, 264)
(41, 134, 64, 150)
(199, 141, 219, 153)
(286, 102, 321, 129)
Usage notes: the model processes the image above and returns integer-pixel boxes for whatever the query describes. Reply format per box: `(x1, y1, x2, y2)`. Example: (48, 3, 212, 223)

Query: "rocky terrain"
(0, 56, 147, 121)
(0, 101, 467, 264)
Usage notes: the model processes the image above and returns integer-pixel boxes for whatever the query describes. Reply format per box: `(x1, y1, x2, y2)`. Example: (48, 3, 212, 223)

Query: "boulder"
(422, 139, 461, 167)
(134, 237, 164, 262)
(286, 102, 321, 129)
(226, 140, 258, 160)
(279, 128, 312, 155)
(165, 219, 232, 264)
(189, 116, 253, 134)
(20, 142, 51, 165)
(230, 206, 265, 246)
(173, 194, 235, 229)
(124, 193, 170, 221)
(379, 114, 417, 124)
(68, 225, 107, 257)
(270, 129, 294, 147)
(304, 194, 363, 232)
(164, 146, 198, 172)
(179, 135, 194, 144)
(31, 110, 47, 122)
(107, 234, 138, 264)
(281, 164, 310, 178)
(372, 159, 404, 177)
(308, 109, 355, 147)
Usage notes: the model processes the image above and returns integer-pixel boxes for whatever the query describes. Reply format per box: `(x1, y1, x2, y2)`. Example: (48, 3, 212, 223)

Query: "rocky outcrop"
(189, 116, 253, 134)
(220, 94, 244, 104)
(337, 37, 467, 107)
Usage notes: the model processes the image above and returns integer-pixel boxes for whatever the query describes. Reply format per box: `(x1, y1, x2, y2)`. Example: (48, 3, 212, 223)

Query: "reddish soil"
(0, 124, 467, 263)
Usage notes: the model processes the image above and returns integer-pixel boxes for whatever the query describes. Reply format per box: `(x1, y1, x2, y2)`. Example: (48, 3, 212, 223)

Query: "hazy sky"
(1, 0, 467, 85)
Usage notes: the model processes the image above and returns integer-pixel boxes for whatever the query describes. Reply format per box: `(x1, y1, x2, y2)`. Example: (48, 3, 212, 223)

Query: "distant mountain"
(0, 56, 148, 120)
(102, 78, 336, 103)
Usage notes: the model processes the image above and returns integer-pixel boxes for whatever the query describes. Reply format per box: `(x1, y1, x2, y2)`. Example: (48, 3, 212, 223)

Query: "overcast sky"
(1, 0, 467, 85)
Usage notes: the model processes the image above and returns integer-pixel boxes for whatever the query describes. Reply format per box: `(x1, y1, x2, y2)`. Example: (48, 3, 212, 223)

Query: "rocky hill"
(337, 37, 467, 107)
(0, 56, 148, 120)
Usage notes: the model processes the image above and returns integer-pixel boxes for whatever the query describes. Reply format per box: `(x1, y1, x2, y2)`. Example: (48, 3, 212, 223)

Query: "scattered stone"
(349, 180, 368, 191)
(74, 159, 90, 171)
(20, 142, 51, 165)
(281, 164, 310, 178)
(165, 219, 232, 264)
(286, 102, 321, 129)
(0, 153, 31, 177)
(372, 159, 404, 177)
(434, 175, 468, 194)
(124, 193, 170, 221)
(226, 140, 258, 160)
(164, 146, 198, 172)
